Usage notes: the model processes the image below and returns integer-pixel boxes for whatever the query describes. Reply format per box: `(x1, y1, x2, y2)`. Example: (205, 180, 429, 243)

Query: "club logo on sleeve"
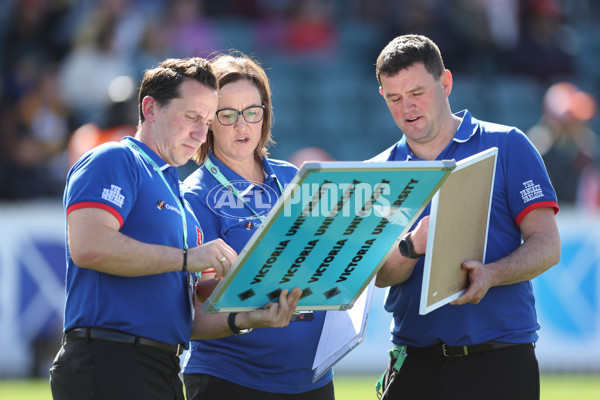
(520, 180, 544, 203)
(101, 184, 125, 208)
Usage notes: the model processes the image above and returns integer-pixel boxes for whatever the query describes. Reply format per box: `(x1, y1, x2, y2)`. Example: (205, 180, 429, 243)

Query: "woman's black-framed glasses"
(216, 105, 265, 126)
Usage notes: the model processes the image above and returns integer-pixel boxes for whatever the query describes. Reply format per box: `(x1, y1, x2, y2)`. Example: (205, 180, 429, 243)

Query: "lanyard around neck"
(124, 139, 188, 248)
(204, 156, 284, 222)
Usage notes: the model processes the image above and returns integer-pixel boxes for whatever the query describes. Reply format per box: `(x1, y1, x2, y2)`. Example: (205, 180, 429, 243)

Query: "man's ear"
(441, 69, 453, 97)
(141, 96, 156, 122)
(379, 86, 384, 96)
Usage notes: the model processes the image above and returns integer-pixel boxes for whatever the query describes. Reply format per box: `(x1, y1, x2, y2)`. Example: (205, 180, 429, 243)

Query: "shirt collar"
(260, 156, 281, 188)
(452, 109, 478, 143)
(206, 150, 284, 196)
(122, 136, 173, 173)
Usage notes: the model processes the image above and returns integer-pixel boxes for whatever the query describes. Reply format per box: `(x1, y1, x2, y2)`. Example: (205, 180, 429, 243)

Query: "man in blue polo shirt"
(49, 57, 238, 400)
(372, 35, 561, 400)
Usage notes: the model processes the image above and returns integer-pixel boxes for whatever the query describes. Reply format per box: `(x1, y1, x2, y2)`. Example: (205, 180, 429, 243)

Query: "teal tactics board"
(203, 160, 455, 313)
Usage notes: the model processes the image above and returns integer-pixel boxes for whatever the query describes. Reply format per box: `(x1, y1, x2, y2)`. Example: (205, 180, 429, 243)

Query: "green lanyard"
(204, 156, 284, 222)
(124, 139, 189, 249)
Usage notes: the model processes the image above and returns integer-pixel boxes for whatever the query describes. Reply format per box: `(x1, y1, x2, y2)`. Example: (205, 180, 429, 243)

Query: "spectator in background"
(0, 70, 68, 199)
(132, 18, 171, 80)
(67, 98, 137, 169)
(162, 0, 223, 58)
(16, 66, 70, 195)
(527, 82, 600, 209)
(511, 0, 576, 82)
(57, 14, 136, 127)
(73, 0, 147, 57)
(0, 63, 69, 199)
(282, 0, 337, 55)
(382, 0, 467, 73)
(0, 0, 596, 203)
(1, 0, 71, 70)
(0, 0, 73, 199)
(254, 0, 338, 59)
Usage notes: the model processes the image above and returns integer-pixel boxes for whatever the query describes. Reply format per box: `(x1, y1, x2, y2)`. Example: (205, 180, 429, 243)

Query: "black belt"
(405, 342, 530, 357)
(65, 327, 184, 356)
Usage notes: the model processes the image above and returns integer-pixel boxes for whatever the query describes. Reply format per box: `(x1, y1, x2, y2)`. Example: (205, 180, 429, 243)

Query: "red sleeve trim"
(515, 201, 559, 227)
(66, 202, 124, 228)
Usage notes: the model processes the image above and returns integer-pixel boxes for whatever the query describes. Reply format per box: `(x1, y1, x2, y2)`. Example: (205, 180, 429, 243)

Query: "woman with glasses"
(182, 52, 335, 400)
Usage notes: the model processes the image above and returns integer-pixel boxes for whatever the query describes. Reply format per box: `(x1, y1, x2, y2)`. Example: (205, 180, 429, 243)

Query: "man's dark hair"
(138, 57, 218, 125)
(376, 35, 446, 85)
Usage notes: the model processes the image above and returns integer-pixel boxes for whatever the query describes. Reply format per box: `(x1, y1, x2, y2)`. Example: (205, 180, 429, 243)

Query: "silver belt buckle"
(442, 344, 468, 357)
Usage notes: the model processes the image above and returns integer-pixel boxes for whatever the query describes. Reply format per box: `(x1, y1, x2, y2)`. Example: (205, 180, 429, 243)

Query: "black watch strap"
(399, 233, 424, 259)
(227, 312, 252, 335)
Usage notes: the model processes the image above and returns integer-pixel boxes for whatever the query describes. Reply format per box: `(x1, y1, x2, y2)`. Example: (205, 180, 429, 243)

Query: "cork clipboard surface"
(419, 148, 498, 315)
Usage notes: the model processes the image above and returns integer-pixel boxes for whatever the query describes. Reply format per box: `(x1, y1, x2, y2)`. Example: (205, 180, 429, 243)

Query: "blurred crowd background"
(0, 0, 599, 210)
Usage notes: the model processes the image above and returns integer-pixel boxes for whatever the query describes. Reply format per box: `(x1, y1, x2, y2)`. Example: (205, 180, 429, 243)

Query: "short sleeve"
(502, 130, 558, 225)
(64, 143, 139, 227)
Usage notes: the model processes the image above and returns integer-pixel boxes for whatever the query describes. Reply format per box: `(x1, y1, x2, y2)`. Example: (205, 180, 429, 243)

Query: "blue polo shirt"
(182, 151, 333, 394)
(372, 110, 559, 347)
(63, 136, 202, 346)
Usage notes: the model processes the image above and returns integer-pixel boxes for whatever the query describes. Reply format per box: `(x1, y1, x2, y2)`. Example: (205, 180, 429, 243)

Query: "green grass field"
(1, 374, 599, 400)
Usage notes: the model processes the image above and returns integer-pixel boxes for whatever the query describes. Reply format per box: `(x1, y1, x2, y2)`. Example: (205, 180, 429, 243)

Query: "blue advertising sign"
(203, 160, 455, 313)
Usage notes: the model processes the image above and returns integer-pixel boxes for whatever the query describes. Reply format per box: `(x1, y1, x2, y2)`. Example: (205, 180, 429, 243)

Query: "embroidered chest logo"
(101, 184, 125, 208)
(520, 180, 543, 203)
(156, 200, 165, 210)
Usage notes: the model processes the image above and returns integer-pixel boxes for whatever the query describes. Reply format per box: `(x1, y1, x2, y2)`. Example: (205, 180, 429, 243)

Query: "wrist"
(399, 232, 424, 259)
(227, 313, 252, 335)
(182, 248, 188, 272)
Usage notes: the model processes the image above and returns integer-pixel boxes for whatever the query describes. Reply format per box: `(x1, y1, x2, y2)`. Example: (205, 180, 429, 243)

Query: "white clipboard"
(311, 279, 375, 382)
(420, 148, 497, 315)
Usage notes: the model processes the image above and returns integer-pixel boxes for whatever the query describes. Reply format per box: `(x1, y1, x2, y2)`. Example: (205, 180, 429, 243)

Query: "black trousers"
(380, 343, 539, 400)
(183, 373, 335, 400)
(50, 339, 184, 400)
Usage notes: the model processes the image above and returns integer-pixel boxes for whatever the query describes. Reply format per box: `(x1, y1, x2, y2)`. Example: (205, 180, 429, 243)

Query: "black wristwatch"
(398, 233, 424, 259)
(228, 313, 253, 335)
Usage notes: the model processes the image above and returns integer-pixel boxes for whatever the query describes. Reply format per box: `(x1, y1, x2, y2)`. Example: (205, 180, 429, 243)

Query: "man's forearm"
(375, 248, 419, 287)
(487, 230, 561, 288)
